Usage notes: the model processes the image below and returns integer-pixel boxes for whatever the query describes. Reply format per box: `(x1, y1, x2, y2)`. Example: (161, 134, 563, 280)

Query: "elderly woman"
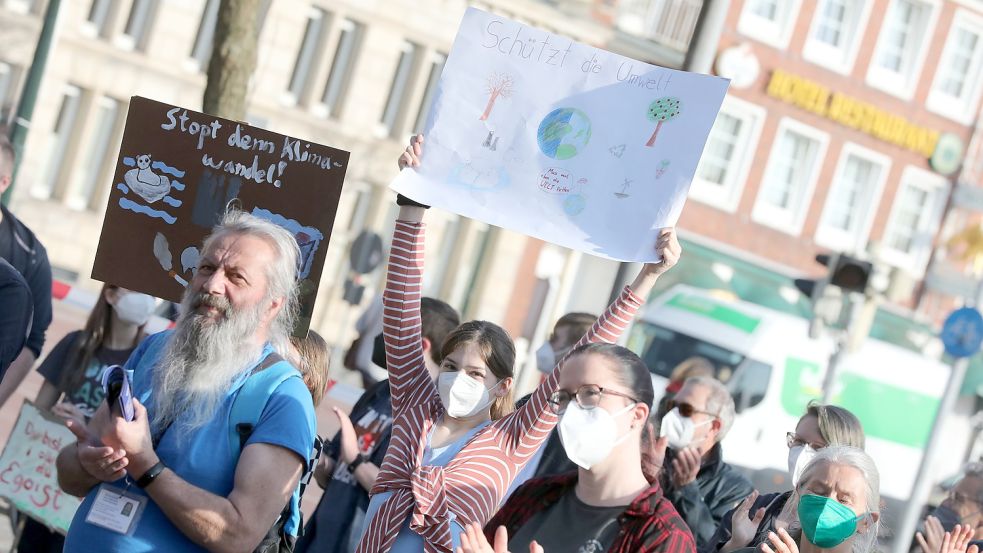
(704, 403, 866, 553)
(746, 445, 880, 553)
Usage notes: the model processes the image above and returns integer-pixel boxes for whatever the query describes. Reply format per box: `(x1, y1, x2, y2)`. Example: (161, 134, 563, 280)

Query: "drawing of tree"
(645, 97, 682, 147)
(480, 72, 514, 121)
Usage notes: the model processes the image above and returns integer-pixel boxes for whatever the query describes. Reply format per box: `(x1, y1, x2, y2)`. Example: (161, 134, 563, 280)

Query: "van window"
(728, 360, 772, 413)
(628, 322, 745, 383)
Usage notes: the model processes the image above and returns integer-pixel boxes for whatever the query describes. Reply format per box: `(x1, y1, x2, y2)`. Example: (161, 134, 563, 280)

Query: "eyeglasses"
(786, 432, 827, 450)
(665, 399, 718, 419)
(548, 384, 639, 414)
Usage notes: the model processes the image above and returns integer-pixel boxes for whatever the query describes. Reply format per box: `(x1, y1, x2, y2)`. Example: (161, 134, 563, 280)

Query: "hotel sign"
(766, 70, 961, 174)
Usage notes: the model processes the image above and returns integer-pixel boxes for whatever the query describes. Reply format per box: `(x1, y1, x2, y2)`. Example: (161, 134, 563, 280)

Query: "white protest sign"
(392, 7, 729, 262)
(0, 402, 81, 534)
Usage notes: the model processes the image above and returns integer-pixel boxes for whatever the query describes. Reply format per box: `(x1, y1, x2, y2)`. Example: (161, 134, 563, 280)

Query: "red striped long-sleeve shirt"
(355, 220, 644, 553)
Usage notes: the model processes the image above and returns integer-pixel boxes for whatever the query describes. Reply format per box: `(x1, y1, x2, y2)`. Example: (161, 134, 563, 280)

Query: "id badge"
(85, 484, 148, 535)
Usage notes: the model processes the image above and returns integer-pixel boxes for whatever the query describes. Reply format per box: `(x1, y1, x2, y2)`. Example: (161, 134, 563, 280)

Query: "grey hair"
(961, 462, 983, 503)
(797, 446, 881, 553)
(685, 376, 736, 441)
(203, 210, 300, 351)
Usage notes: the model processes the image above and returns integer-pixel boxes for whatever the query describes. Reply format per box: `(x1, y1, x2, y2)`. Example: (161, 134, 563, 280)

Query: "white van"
(624, 285, 951, 535)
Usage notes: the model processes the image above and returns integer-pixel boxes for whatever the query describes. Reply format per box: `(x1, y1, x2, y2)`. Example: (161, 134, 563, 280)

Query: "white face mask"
(437, 371, 501, 419)
(535, 342, 555, 373)
(787, 444, 817, 486)
(558, 402, 637, 470)
(113, 292, 156, 326)
(660, 407, 713, 450)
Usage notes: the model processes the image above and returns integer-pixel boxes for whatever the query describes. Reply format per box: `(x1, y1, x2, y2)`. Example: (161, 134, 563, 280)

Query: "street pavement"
(0, 298, 356, 550)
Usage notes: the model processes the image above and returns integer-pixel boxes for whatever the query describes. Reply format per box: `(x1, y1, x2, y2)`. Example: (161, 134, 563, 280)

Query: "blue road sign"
(942, 307, 983, 358)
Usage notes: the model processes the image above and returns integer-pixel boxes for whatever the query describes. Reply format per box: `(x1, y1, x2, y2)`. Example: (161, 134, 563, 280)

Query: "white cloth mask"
(558, 402, 637, 470)
(437, 371, 500, 418)
(660, 407, 713, 450)
(113, 292, 156, 326)
(787, 444, 818, 486)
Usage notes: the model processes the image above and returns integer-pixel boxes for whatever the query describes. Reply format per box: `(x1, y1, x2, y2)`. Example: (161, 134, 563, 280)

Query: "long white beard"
(151, 291, 266, 436)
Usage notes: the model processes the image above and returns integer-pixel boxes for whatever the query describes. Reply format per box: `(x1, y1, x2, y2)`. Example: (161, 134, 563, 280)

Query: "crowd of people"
(0, 129, 979, 553)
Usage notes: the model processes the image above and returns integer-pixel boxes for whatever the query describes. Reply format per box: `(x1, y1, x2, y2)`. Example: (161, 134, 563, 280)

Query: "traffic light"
(795, 253, 873, 300)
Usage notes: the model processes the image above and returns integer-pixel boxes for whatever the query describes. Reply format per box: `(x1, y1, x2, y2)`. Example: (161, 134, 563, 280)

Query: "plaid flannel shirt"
(486, 473, 697, 553)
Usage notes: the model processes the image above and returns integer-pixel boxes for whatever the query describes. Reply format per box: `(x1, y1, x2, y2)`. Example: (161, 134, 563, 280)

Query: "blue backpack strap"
(227, 352, 300, 460)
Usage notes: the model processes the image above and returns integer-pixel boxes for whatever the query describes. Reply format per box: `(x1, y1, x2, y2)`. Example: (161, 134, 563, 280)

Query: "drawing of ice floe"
(117, 155, 187, 225)
(251, 208, 323, 280)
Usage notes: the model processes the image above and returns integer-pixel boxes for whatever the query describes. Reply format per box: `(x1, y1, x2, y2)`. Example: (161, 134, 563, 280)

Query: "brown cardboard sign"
(92, 97, 349, 334)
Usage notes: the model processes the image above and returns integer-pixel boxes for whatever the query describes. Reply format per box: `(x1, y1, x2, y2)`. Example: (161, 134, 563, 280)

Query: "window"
(752, 118, 829, 235)
(116, 0, 157, 50)
(729, 360, 773, 413)
(0, 62, 17, 123)
(287, 7, 330, 101)
(737, 0, 802, 49)
(4, 0, 40, 14)
(803, 0, 871, 73)
(412, 52, 446, 133)
(85, 0, 115, 36)
(380, 40, 422, 138)
(189, 0, 271, 72)
(690, 96, 765, 213)
(867, 0, 938, 99)
(35, 85, 83, 199)
(318, 18, 364, 118)
(815, 144, 890, 253)
(881, 167, 947, 272)
(190, 0, 221, 69)
(69, 97, 122, 210)
(927, 10, 983, 124)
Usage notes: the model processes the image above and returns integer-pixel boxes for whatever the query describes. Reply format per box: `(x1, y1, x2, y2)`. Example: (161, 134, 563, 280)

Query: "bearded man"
(56, 211, 317, 552)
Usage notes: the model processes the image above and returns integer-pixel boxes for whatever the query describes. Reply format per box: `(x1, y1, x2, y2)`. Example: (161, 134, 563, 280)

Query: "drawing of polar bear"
(124, 154, 171, 203)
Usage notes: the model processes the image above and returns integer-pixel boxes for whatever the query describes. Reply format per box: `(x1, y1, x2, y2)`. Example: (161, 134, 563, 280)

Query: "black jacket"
(0, 258, 32, 378)
(1, 205, 51, 358)
(700, 491, 791, 553)
(662, 444, 755, 549)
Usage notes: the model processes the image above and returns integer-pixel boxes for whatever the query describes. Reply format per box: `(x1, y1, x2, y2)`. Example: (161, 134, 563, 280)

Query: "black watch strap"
(347, 454, 367, 473)
(136, 461, 166, 488)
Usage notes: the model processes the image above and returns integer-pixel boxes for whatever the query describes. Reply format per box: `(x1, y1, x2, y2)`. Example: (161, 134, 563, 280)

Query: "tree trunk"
(202, 0, 261, 120)
(645, 120, 664, 147)
(479, 91, 500, 121)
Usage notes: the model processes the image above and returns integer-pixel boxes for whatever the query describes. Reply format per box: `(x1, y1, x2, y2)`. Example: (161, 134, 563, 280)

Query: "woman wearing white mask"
(742, 446, 880, 553)
(466, 343, 697, 553)
(704, 403, 865, 553)
(18, 284, 154, 552)
(355, 134, 681, 553)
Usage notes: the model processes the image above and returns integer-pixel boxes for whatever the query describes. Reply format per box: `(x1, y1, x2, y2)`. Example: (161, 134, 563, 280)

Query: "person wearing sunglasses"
(703, 402, 865, 553)
(652, 377, 753, 549)
(916, 463, 983, 553)
(469, 343, 695, 553)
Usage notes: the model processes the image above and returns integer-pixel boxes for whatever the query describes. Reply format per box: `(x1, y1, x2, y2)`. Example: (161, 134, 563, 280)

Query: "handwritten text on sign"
(392, 8, 729, 261)
(0, 403, 81, 533)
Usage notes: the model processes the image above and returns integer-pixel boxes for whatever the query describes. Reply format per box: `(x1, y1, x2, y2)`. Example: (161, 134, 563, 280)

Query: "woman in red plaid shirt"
(461, 344, 696, 553)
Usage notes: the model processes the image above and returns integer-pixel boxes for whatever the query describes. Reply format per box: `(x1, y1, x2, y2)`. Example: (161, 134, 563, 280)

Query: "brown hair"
(553, 312, 596, 348)
(59, 284, 145, 395)
(805, 401, 866, 449)
(440, 320, 515, 420)
(290, 330, 330, 406)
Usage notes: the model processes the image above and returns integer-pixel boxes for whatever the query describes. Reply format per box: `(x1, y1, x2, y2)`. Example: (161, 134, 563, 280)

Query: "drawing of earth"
(537, 108, 591, 160)
(564, 194, 586, 215)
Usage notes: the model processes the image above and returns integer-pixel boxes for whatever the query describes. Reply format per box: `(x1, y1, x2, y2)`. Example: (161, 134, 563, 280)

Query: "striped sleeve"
(382, 220, 437, 415)
(505, 285, 645, 451)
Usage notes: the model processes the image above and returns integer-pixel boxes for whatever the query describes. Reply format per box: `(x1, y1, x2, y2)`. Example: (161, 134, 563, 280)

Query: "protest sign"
(392, 8, 729, 262)
(92, 97, 349, 333)
(0, 402, 81, 534)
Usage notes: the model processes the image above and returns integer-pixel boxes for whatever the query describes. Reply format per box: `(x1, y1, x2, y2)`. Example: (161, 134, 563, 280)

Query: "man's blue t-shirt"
(63, 331, 317, 553)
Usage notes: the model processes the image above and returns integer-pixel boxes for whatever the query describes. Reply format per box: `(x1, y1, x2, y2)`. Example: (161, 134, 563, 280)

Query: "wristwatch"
(347, 454, 368, 473)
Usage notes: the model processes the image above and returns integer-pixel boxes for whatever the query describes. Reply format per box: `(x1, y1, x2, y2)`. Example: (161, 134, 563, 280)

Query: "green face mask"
(797, 494, 863, 549)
